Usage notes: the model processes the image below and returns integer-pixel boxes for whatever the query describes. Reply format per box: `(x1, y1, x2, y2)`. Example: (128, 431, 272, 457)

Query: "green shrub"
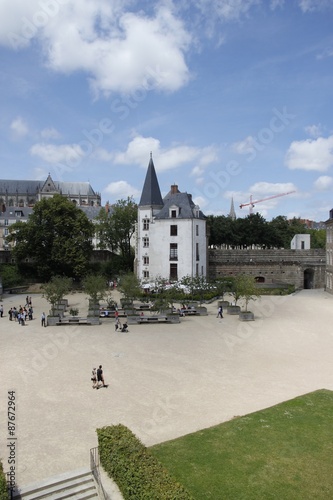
(97, 425, 193, 500)
(0, 462, 9, 500)
(0, 265, 22, 289)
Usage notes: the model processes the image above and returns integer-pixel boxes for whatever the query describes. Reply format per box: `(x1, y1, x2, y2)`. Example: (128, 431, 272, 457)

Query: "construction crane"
(240, 191, 296, 215)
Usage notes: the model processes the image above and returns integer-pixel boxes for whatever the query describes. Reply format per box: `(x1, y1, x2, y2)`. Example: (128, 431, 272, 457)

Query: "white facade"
(290, 234, 310, 250)
(135, 157, 207, 283)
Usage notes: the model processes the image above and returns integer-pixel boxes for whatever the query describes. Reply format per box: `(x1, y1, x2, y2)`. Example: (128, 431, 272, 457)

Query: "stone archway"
(304, 268, 314, 289)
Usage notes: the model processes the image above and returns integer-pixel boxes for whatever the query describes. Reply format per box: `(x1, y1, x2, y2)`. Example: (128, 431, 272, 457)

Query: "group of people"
(8, 297, 34, 325)
(114, 310, 128, 332)
(91, 365, 107, 389)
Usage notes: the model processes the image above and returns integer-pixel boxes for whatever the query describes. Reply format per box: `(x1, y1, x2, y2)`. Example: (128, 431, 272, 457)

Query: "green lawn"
(150, 390, 333, 499)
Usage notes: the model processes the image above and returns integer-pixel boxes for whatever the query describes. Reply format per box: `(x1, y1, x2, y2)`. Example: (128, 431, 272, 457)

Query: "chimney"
(105, 201, 109, 213)
(170, 184, 178, 195)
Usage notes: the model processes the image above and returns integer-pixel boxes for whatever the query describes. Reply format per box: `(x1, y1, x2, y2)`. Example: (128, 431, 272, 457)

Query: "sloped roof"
(155, 192, 206, 220)
(0, 180, 42, 194)
(0, 178, 97, 196)
(139, 156, 163, 207)
(0, 206, 34, 218)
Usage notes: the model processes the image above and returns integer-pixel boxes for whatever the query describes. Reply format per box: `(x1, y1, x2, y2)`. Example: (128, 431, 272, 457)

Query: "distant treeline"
(207, 214, 326, 249)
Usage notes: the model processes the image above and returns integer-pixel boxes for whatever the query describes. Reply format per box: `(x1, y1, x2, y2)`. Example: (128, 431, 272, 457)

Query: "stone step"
(12, 468, 99, 500)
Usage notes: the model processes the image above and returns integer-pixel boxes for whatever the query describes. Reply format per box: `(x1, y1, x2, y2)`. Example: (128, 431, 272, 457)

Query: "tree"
(233, 275, 260, 312)
(117, 272, 141, 303)
(97, 197, 137, 270)
(41, 276, 71, 315)
(82, 274, 107, 305)
(7, 194, 94, 280)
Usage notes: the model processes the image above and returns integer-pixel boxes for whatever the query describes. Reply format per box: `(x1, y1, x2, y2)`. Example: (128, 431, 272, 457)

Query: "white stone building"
(325, 209, 333, 293)
(135, 155, 207, 283)
(290, 234, 310, 250)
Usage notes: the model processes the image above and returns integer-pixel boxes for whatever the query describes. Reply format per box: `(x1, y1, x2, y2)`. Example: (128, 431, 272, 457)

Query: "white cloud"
(0, 1, 191, 96)
(298, 0, 333, 13)
(92, 148, 114, 162)
(231, 135, 255, 154)
(270, 0, 285, 9)
(30, 143, 85, 164)
(285, 135, 333, 172)
(104, 181, 140, 200)
(40, 127, 61, 140)
(196, 0, 260, 21)
(249, 181, 297, 196)
(304, 124, 323, 138)
(314, 175, 333, 191)
(10, 116, 29, 138)
(113, 135, 218, 172)
(192, 195, 207, 208)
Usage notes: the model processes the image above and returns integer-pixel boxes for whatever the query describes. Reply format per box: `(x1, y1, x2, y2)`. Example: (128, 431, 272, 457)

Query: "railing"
(90, 447, 108, 500)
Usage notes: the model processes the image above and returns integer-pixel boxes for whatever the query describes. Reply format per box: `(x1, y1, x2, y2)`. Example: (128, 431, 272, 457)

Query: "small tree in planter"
(215, 277, 232, 307)
(228, 276, 242, 314)
(117, 272, 141, 309)
(236, 274, 260, 321)
(42, 276, 71, 318)
(83, 274, 107, 316)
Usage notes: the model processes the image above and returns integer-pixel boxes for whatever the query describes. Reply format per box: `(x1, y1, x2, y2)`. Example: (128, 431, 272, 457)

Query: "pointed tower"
(135, 154, 164, 281)
(139, 153, 163, 208)
(228, 197, 236, 220)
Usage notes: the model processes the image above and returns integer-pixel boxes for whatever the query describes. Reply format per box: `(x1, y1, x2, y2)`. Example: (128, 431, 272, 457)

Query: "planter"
(50, 309, 64, 317)
(58, 299, 68, 307)
(218, 300, 230, 309)
(227, 305, 241, 315)
(88, 309, 100, 317)
(239, 311, 255, 321)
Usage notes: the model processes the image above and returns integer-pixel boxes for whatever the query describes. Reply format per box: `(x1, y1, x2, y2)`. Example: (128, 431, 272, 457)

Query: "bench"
(136, 316, 169, 324)
(99, 310, 126, 318)
(56, 318, 92, 325)
(181, 309, 197, 315)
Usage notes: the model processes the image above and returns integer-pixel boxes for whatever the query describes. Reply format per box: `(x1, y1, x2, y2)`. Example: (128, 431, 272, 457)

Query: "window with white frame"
(143, 256, 149, 265)
(143, 219, 149, 230)
(143, 237, 149, 247)
(143, 270, 149, 278)
(170, 243, 178, 260)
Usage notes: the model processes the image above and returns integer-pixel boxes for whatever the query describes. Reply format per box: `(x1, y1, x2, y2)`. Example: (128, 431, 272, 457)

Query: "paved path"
(1, 289, 333, 490)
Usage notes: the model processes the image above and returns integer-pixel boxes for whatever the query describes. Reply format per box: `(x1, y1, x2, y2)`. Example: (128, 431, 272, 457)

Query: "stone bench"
(55, 317, 100, 326)
(99, 309, 126, 318)
(137, 316, 169, 323)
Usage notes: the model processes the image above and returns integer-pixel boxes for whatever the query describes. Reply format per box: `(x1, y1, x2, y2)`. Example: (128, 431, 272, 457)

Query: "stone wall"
(208, 248, 326, 289)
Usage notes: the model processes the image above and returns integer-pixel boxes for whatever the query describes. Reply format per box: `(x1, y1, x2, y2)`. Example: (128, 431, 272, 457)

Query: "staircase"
(12, 468, 100, 499)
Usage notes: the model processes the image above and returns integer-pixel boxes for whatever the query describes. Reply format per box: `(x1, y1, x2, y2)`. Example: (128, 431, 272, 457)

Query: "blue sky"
(0, 0, 333, 221)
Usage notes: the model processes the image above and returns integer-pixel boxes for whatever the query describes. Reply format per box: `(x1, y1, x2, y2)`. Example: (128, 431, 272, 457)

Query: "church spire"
(228, 197, 236, 220)
(139, 154, 163, 208)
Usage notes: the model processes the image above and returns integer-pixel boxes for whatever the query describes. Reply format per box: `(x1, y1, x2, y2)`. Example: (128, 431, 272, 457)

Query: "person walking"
(96, 365, 106, 389)
(91, 368, 97, 389)
(115, 317, 121, 331)
(217, 305, 223, 318)
(41, 312, 46, 327)
(0, 305, 3, 317)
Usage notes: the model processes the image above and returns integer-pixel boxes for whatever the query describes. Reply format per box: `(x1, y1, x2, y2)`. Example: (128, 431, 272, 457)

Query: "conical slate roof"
(228, 197, 236, 220)
(139, 155, 163, 207)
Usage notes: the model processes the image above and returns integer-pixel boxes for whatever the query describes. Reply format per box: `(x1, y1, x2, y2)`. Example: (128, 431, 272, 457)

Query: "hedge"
(0, 462, 9, 500)
(97, 425, 193, 500)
